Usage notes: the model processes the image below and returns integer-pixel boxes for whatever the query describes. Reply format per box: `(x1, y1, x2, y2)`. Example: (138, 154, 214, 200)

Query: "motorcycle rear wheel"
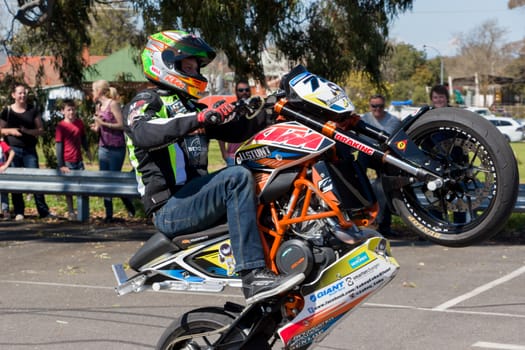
(391, 107, 518, 247)
(156, 308, 271, 350)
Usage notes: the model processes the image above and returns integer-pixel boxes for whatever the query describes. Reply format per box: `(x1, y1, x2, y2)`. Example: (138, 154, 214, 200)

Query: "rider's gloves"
(197, 101, 235, 125)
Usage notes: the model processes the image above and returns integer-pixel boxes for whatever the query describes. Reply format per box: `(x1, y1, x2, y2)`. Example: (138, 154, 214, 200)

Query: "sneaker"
(68, 212, 76, 221)
(2, 211, 10, 220)
(14, 214, 24, 221)
(241, 268, 305, 304)
(41, 213, 58, 220)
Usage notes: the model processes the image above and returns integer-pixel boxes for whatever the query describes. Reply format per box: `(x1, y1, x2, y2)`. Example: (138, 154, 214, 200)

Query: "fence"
(0, 169, 523, 222)
(0, 168, 139, 222)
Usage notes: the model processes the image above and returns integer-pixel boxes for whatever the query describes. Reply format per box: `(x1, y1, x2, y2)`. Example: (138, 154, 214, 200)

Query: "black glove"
(236, 96, 264, 120)
(197, 101, 235, 125)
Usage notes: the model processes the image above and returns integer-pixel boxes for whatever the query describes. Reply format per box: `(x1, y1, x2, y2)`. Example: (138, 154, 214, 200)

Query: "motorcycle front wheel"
(390, 107, 519, 247)
(156, 307, 271, 350)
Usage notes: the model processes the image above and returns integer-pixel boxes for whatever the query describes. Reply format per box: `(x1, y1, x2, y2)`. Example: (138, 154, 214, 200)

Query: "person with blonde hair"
(90, 80, 135, 222)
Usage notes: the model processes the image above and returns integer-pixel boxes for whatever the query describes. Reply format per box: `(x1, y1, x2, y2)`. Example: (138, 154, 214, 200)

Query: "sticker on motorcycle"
(396, 139, 407, 151)
(289, 72, 354, 113)
(254, 122, 333, 152)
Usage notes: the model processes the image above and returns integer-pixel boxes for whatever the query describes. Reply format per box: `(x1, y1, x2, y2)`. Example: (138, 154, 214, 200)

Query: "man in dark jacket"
(124, 30, 303, 304)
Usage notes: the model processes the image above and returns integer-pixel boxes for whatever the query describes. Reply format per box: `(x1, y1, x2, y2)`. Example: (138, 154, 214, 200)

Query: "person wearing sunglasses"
(219, 80, 252, 166)
(358, 94, 401, 238)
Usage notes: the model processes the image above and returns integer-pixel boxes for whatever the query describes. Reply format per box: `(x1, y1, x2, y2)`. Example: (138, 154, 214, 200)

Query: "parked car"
(484, 116, 524, 142)
(465, 106, 497, 118)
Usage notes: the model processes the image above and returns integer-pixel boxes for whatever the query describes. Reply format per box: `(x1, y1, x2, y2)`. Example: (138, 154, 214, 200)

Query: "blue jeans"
(65, 161, 85, 170)
(98, 146, 134, 218)
(64, 161, 85, 213)
(1, 192, 8, 212)
(225, 157, 236, 167)
(153, 166, 265, 273)
(10, 146, 50, 217)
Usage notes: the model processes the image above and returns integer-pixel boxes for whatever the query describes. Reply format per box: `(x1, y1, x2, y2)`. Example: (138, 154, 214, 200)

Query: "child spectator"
(55, 99, 92, 220)
(0, 136, 15, 219)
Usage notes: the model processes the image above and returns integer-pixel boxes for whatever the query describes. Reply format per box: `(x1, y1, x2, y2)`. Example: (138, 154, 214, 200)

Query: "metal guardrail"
(514, 184, 525, 213)
(0, 169, 524, 221)
(0, 168, 139, 222)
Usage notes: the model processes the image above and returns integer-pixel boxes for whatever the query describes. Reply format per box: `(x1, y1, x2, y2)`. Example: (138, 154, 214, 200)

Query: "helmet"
(141, 30, 216, 98)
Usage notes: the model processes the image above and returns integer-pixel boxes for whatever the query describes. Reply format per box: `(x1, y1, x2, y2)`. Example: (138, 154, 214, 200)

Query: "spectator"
(430, 84, 450, 108)
(429, 84, 467, 223)
(108, 87, 121, 104)
(218, 80, 251, 166)
(90, 80, 135, 222)
(358, 94, 401, 237)
(56, 99, 92, 221)
(0, 136, 15, 219)
(0, 82, 53, 221)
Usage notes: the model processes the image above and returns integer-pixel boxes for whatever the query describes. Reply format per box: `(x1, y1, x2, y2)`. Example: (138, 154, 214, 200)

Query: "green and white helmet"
(141, 30, 216, 98)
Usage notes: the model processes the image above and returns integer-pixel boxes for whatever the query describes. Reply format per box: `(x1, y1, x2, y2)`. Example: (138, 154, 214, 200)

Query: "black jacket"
(123, 88, 267, 215)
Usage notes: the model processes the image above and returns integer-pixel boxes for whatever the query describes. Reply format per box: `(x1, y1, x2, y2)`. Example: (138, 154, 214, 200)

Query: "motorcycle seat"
(128, 223, 230, 271)
(172, 223, 230, 250)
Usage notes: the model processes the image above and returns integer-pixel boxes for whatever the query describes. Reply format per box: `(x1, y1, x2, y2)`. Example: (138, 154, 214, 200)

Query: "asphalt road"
(0, 220, 524, 350)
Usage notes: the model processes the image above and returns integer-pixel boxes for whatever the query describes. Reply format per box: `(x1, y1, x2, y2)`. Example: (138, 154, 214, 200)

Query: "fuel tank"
(236, 122, 335, 200)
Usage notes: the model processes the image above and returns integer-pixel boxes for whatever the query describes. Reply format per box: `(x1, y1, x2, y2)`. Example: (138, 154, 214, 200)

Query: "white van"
(42, 86, 84, 121)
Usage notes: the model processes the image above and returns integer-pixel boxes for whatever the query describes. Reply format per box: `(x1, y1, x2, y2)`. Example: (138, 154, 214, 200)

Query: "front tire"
(156, 308, 244, 350)
(391, 107, 518, 247)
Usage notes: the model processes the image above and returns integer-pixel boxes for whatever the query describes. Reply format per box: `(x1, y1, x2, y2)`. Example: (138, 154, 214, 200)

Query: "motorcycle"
(112, 65, 518, 349)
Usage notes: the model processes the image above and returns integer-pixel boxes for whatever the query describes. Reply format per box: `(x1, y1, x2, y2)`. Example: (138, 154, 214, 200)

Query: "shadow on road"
(1, 217, 522, 245)
(0, 217, 155, 243)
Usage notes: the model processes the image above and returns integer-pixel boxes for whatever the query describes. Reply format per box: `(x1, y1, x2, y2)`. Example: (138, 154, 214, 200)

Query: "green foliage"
(343, 70, 391, 113)
(383, 42, 444, 103)
(391, 80, 413, 101)
(383, 43, 426, 82)
(132, 0, 300, 84)
(5, 0, 414, 89)
(9, 1, 92, 88)
(411, 85, 430, 105)
(274, 0, 413, 84)
(87, 5, 140, 56)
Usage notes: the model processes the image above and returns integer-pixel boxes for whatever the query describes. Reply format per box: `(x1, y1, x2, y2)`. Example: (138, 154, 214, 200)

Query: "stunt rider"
(123, 30, 303, 304)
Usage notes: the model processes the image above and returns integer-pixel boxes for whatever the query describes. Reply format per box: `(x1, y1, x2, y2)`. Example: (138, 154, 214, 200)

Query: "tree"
(454, 19, 509, 106)
(87, 3, 141, 56)
(383, 42, 426, 82)
(508, 0, 525, 9)
(3, 0, 414, 89)
(381, 42, 435, 103)
(272, 0, 413, 85)
(503, 41, 525, 103)
(343, 70, 392, 113)
(8, 1, 92, 88)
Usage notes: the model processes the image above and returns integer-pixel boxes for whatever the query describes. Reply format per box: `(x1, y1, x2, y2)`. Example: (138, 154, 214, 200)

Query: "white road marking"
(1, 279, 244, 299)
(433, 265, 525, 311)
(472, 341, 525, 349)
(2, 279, 113, 289)
(2, 279, 524, 319)
(364, 303, 525, 319)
